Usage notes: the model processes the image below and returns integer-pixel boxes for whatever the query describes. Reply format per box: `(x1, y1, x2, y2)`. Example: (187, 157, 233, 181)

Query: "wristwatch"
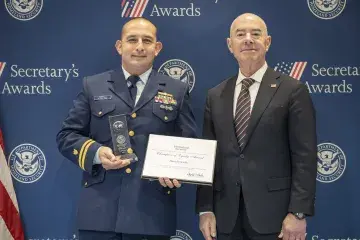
(292, 212, 306, 220)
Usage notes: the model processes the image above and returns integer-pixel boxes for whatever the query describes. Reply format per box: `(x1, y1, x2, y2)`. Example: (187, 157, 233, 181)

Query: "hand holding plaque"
(97, 146, 131, 170)
(109, 114, 138, 163)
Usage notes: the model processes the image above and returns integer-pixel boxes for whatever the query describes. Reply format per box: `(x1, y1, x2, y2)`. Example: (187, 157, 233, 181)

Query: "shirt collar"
(122, 66, 152, 85)
(236, 62, 268, 86)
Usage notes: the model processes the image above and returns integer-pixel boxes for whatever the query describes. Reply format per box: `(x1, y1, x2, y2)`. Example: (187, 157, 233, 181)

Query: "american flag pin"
(270, 84, 277, 88)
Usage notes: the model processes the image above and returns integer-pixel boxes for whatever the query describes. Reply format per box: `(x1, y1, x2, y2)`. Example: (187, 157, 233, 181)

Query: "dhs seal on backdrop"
(317, 142, 346, 183)
(308, 0, 346, 20)
(5, 0, 43, 21)
(8, 143, 46, 183)
(158, 59, 195, 93)
(170, 230, 192, 240)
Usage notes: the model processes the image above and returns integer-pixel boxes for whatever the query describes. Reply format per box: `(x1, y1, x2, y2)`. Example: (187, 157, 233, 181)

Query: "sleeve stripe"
(80, 140, 95, 170)
(78, 139, 93, 169)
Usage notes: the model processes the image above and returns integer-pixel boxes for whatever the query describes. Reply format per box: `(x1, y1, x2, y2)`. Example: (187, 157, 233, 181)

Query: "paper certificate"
(141, 134, 217, 185)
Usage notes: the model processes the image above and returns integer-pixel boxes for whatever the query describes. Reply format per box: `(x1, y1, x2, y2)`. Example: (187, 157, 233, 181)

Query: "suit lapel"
(108, 69, 133, 108)
(241, 68, 282, 151)
(133, 70, 161, 112)
(220, 75, 241, 153)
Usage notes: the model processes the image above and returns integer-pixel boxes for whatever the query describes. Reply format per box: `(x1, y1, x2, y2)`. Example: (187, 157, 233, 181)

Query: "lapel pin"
(270, 84, 277, 88)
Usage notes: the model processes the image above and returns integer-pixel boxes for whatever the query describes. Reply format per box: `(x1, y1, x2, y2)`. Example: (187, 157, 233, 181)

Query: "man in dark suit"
(56, 18, 197, 240)
(196, 13, 317, 240)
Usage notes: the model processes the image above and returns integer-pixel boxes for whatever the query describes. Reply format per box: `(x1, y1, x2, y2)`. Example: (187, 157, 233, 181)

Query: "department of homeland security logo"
(170, 230, 192, 240)
(274, 61, 307, 80)
(158, 59, 196, 93)
(121, 0, 149, 18)
(317, 142, 346, 183)
(308, 0, 346, 20)
(4, 0, 43, 21)
(8, 143, 46, 183)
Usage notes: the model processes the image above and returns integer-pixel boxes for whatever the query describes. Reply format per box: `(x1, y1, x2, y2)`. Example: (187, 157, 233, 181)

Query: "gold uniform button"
(127, 148, 133, 154)
(131, 113, 137, 118)
(126, 168, 131, 174)
(129, 130, 135, 137)
(164, 116, 168, 121)
(167, 190, 171, 195)
(98, 111, 102, 116)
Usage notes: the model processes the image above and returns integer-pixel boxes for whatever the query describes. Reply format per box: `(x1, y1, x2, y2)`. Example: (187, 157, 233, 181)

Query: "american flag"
(121, 0, 149, 18)
(274, 61, 307, 80)
(0, 127, 24, 239)
(0, 62, 6, 78)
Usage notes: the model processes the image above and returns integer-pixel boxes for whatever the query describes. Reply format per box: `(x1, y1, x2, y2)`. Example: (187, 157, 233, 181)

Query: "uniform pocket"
(90, 103, 116, 142)
(152, 103, 178, 122)
(91, 103, 116, 118)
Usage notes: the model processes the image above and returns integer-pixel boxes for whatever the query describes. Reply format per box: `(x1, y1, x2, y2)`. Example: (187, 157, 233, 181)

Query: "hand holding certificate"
(141, 134, 217, 186)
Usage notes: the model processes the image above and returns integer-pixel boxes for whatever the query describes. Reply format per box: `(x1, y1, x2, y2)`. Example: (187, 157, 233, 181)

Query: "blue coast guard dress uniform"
(56, 67, 198, 236)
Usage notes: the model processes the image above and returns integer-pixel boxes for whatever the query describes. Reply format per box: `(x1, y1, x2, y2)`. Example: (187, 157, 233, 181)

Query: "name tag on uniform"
(94, 95, 112, 101)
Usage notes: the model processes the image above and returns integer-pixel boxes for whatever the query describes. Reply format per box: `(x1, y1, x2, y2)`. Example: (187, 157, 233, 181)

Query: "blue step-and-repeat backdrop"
(1, 0, 359, 239)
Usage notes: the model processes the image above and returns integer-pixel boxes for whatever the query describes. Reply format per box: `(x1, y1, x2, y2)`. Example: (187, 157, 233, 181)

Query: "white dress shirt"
(233, 62, 268, 117)
(122, 66, 152, 105)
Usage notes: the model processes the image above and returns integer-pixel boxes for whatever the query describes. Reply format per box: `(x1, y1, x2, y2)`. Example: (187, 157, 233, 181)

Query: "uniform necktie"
(234, 78, 255, 149)
(127, 75, 140, 105)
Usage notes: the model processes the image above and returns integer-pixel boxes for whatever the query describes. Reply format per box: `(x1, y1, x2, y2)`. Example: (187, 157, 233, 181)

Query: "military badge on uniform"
(109, 114, 138, 163)
(160, 105, 174, 111)
(154, 92, 177, 111)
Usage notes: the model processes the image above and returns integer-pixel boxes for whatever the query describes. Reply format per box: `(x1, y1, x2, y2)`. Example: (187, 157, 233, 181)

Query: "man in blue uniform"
(56, 17, 198, 240)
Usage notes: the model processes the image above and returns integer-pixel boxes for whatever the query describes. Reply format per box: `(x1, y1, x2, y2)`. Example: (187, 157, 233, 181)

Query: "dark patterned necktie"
(234, 78, 255, 148)
(127, 75, 140, 105)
